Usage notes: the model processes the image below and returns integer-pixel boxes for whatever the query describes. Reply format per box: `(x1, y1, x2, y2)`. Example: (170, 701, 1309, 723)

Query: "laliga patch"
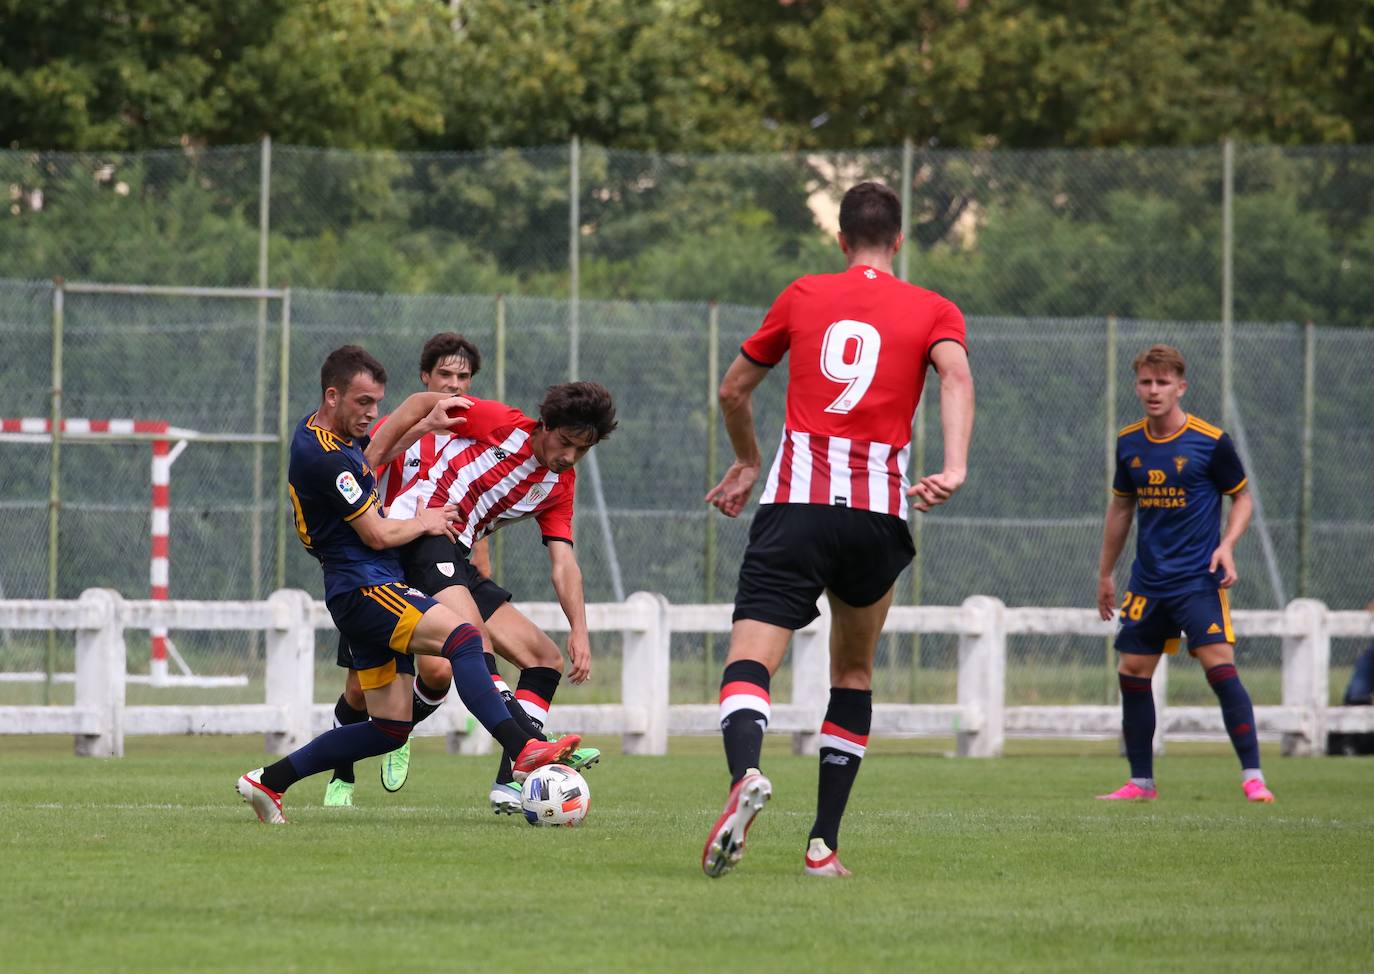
(335, 471, 363, 504)
(437, 562, 455, 577)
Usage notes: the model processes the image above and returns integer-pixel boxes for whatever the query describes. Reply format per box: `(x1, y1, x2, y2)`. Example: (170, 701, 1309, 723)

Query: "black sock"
(491, 717, 530, 757)
(809, 688, 871, 851)
(496, 666, 562, 784)
(719, 659, 771, 784)
(329, 694, 368, 785)
(412, 674, 451, 725)
(1120, 673, 1155, 780)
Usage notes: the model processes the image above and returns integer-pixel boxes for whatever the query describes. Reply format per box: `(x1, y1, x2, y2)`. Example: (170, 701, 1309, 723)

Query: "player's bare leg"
(482, 603, 601, 812)
(803, 588, 890, 878)
(703, 621, 789, 877)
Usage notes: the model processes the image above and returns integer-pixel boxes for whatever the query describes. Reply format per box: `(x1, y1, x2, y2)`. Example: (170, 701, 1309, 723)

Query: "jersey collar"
(307, 412, 353, 446)
(1142, 412, 1191, 444)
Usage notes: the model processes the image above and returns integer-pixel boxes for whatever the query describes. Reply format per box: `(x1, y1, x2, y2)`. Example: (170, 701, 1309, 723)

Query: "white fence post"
(622, 591, 669, 755)
(265, 589, 315, 755)
(957, 595, 1005, 757)
(1281, 598, 1330, 756)
(791, 599, 831, 755)
(73, 588, 125, 757)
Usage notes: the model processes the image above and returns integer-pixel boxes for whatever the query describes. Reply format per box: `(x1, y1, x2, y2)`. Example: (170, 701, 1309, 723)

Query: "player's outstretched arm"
(706, 355, 770, 518)
(1210, 487, 1253, 588)
(349, 502, 460, 551)
(909, 342, 974, 512)
(547, 540, 591, 684)
(1097, 494, 1136, 619)
(363, 392, 470, 468)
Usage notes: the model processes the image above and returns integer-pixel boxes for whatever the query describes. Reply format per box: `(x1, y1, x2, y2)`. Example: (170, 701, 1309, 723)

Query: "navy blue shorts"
(336, 536, 511, 672)
(732, 503, 915, 630)
(327, 582, 439, 690)
(1114, 587, 1235, 656)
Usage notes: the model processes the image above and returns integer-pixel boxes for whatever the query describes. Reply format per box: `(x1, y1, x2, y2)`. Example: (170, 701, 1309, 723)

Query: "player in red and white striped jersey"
(326, 335, 602, 813)
(377, 379, 618, 805)
(701, 182, 975, 879)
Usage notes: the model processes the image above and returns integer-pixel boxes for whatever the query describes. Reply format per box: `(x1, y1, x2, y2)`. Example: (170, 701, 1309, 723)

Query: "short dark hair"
(419, 332, 481, 377)
(320, 345, 387, 395)
(538, 382, 618, 442)
(838, 181, 902, 249)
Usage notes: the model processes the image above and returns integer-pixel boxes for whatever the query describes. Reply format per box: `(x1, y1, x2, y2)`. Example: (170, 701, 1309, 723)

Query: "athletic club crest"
(524, 484, 548, 505)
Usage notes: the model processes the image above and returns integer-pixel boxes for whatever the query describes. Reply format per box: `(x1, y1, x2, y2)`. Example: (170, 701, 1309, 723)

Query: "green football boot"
(562, 746, 602, 773)
(323, 778, 355, 807)
(380, 739, 412, 793)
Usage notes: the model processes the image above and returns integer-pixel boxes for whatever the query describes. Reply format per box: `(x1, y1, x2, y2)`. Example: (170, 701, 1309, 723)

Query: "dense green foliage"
(0, 736, 1370, 973)
(4, 1, 1372, 153)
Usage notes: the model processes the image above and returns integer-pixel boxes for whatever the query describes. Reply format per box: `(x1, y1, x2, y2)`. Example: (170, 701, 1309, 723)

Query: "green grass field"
(1, 735, 1370, 973)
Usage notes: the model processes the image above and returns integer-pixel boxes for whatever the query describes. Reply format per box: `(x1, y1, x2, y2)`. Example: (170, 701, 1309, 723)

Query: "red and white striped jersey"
(385, 399, 575, 549)
(742, 265, 966, 518)
(372, 416, 455, 509)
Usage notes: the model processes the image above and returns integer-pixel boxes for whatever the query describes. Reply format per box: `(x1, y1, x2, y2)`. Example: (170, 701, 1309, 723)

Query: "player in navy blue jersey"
(234, 345, 580, 824)
(1096, 344, 1274, 803)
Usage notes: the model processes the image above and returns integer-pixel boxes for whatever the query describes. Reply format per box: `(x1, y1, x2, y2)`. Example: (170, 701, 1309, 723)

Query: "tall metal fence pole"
(1298, 320, 1316, 597)
(1221, 138, 1235, 428)
(251, 134, 272, 624)
(46, 280, 66, 703)
(898, 138, 913, 282)
(274, 288, 292, 590)
(899, 139, 922, 701)
(569, 135, 580, 382)
(704, 300, 720, 698)
(493, 293, 507, 584)
(1104, 314, 1118, 703)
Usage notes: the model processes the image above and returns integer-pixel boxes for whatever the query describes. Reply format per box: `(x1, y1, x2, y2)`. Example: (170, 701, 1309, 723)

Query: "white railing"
(1, 590, 1370, 758)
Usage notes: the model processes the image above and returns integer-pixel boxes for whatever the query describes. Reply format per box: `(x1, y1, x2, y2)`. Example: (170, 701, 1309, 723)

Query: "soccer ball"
(520, 764, 591, 827)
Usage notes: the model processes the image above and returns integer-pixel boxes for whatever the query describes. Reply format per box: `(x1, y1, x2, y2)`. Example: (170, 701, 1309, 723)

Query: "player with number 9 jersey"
(700, 182, 974, 881)
(743, 265, 967, 519)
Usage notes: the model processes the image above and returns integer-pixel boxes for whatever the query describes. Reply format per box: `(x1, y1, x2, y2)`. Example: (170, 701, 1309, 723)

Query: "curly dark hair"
(538, 382, 618, 442)
(419, 332, 481, 377)
(838, 181, 902, 250)
(320, 345, 387, 395)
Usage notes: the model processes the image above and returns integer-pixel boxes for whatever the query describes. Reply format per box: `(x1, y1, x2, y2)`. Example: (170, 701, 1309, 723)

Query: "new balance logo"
(821, 753, 850, 766)
(1207, 623, 1222, 635)
(406, 457, 420, 467)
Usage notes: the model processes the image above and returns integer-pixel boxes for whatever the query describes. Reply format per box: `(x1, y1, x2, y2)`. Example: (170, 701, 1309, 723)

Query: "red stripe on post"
(151, 536, 169, 558)
(151, 585, 169, 600)
(151, 635, 168, 660)
(151, 485, 170, 507)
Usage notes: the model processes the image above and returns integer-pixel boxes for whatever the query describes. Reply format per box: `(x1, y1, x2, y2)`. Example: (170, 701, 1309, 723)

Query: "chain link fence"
(2, 138, 1372, 712)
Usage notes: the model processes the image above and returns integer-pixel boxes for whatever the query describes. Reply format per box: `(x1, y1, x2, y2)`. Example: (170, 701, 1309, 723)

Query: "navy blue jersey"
(287, 412, 404, 600)
(1112, 414, 1247, 596)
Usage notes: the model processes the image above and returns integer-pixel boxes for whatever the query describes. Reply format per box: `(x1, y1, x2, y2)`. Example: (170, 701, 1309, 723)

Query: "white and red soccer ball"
(520, 764, 591, 827)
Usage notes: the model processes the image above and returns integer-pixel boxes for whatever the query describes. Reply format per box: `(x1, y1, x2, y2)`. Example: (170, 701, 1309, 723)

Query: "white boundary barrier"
(1, 590, 1371, 758)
